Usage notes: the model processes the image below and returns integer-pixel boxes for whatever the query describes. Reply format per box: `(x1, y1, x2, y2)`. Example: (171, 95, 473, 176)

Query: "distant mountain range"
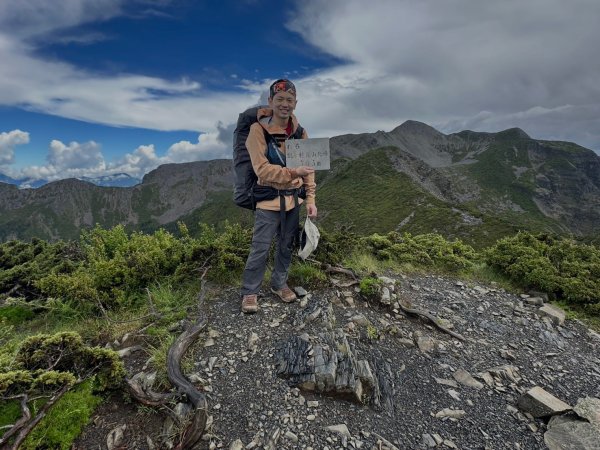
(1, 121, 599, 246)
(0, 172, 140, 189)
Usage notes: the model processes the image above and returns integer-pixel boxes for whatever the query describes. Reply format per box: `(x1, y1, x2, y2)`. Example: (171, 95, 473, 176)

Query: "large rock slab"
(538, 304, 566, 326)
(453, 369, 483, 390)
(518, 386, 571, 418)
(545, 414, 600, 450)
(275, 328, 395, 412)
(574, 397, 600, 428)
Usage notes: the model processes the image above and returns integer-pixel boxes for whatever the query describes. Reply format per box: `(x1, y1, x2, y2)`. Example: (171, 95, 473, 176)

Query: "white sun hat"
(298, 217, 320, 260)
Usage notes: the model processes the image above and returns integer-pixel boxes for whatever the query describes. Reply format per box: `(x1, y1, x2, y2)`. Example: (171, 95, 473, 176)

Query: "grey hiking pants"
(241, 206, 299, 295)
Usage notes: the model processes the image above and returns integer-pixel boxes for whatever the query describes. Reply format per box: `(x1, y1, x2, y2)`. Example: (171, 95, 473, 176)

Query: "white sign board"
(285, 138, 330, 170)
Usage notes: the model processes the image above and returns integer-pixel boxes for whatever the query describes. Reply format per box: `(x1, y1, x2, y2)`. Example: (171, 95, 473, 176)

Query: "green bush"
(313, 226, 361, 265)
(362, 232, 478, 271)
(0, 223, 251, 311)
(359, 276, 382, 300)
(0, 239, 82, 298)
(0, 330, 123, 447)
(486, 232, 600, 306)
(288, 261, 327, 287)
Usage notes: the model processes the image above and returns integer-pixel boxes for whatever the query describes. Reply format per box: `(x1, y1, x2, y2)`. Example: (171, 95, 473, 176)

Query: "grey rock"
(545, 414, 600, 450)
(380, 287, 391, 305)
(294, 286, 308, 297)
(350, 314, 371, 327)
(434, 377, 458, 388)
(529, 290, 550, 302)
(275, 330, 394, 410)
(435, 408, 466, 419)
(378, 276, 395, 285)
(284, 431, 299, 443)
(421, 433, 437, 448)
(106, 424, 126, 450)
(524, 296, 545, 306)
(229, 439, 244, 450)
(248, 332, 259, 350)
(264, 427, 282, 450)
(453, 369, 484, 390)
(518, 386, 571, 418)
(416, 335, 436, 353)
(574, 397, 600, 427)
(326, 424, 351, 438)
(538, 304, 566, 326)
(116, 345, 143, 358)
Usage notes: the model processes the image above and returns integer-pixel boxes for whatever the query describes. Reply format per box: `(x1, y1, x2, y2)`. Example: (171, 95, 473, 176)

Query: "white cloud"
(106, 131, 230, 178)
(167, 132, 229, 162)
(19, 139, 106, 180)
(0, 0, 123, 39)
(108, 144, 165, 178)
(284, 0, 600, 150)
(48, 140, 104, 170)
(0, 0, 259, 133)
(0, 129, 30, 166)
(14, 131, 230, 180)
(1, 0, 600, 185)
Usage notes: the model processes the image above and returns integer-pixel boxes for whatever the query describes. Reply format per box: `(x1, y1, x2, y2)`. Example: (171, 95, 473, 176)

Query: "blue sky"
(1, 0, 599, 181)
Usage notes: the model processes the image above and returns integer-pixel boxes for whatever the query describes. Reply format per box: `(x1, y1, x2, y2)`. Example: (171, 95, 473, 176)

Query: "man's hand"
(295, 166, 315, 177)
(307, 204, 318, 219)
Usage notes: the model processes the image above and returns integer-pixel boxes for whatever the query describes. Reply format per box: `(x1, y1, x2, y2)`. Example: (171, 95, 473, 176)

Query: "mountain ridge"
(1, 121, 599, 244)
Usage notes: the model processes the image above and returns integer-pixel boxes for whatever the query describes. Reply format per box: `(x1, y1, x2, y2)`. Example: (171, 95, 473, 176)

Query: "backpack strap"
(261, 123, 305, 246)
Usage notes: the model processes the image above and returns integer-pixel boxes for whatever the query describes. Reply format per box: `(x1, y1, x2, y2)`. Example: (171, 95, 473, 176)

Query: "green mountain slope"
(1, 122, 599, 245)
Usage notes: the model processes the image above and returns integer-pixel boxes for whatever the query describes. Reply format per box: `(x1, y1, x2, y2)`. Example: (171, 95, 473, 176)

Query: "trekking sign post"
(285, 138, 330, 170)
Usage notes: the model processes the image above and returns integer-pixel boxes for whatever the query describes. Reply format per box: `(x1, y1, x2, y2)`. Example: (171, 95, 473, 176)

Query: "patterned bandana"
(270, 79, 296, 98)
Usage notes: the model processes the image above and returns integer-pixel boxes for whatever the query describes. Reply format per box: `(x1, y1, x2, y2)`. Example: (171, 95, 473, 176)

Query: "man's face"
(269, 91, 297, 122)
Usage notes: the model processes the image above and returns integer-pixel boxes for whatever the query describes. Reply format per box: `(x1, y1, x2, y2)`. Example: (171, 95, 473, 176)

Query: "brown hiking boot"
(241, 294, 258, 313)
(271, 285, 297, 303)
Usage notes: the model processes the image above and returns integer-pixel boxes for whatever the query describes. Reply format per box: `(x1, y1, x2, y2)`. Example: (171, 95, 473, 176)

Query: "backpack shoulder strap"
(291, 125, 304, 140)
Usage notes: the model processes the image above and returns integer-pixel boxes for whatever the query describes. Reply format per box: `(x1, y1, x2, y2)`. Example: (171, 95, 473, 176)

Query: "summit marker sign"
(285, 138, 330, 170)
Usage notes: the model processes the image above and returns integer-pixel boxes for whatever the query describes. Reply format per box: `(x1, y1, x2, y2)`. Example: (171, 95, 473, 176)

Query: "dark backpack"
(233, 106, 304, 210)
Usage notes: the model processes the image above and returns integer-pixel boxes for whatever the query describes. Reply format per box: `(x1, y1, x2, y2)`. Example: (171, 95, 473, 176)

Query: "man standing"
(240, 79, 317, 313)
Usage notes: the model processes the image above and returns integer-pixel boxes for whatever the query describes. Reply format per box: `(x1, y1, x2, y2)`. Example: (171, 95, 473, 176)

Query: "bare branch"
(398, 299, 466, 341)
(4, 384, 71, 450)
(0, 394, 30, 446)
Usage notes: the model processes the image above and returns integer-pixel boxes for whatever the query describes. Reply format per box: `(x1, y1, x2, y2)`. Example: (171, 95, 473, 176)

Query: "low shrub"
(288, 261, 327, 287)
(486, 232, 600, 306)
(359, 276, 382, 300)
(361, 232, 478, 272)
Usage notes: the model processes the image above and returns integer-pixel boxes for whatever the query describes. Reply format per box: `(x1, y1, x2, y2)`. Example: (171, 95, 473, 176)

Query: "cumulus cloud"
(0, 129, 30, 166)
(48, 140, 104, 169)
(285, 0, 600, 150)
(108, 130, 230, 178)
(0, 0, 259, 133)
(19, 139, 106, 180)
(14, 130, 230, 180)
(167, 132, 229, 163)
(108, 144, 165, 178)
(1, 0, 600, 185)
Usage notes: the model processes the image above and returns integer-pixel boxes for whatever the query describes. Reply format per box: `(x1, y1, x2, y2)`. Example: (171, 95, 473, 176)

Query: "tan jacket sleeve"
(301, 128, 316, 205)
(246, 123, 299, 182)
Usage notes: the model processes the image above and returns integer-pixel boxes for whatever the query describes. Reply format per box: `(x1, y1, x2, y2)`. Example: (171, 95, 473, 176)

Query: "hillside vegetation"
(1, 222, 599, 448)
(2, 122, 600, 245)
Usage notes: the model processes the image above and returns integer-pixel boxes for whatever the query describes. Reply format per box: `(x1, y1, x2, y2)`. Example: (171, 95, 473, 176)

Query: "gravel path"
(193, 274, 600, 449)
(76, 273, 600, 450)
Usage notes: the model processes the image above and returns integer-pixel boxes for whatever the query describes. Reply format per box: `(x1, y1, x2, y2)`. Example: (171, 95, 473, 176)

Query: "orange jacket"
(245, 107, 316, 211)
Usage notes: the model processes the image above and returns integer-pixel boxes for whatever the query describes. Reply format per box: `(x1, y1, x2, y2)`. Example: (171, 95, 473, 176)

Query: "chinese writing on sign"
(285, 137, 330, 170)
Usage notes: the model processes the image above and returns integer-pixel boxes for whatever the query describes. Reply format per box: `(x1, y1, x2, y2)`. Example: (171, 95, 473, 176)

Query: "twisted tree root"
(397, 300, 466, 341)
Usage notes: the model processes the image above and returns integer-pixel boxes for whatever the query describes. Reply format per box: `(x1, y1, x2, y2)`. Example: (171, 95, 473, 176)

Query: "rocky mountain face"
(1, 122, 599, 243)
(0, 160, 233, 241)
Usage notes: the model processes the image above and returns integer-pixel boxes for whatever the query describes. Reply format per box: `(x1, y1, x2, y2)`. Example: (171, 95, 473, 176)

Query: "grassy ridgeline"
(1, 224, 599, 448)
